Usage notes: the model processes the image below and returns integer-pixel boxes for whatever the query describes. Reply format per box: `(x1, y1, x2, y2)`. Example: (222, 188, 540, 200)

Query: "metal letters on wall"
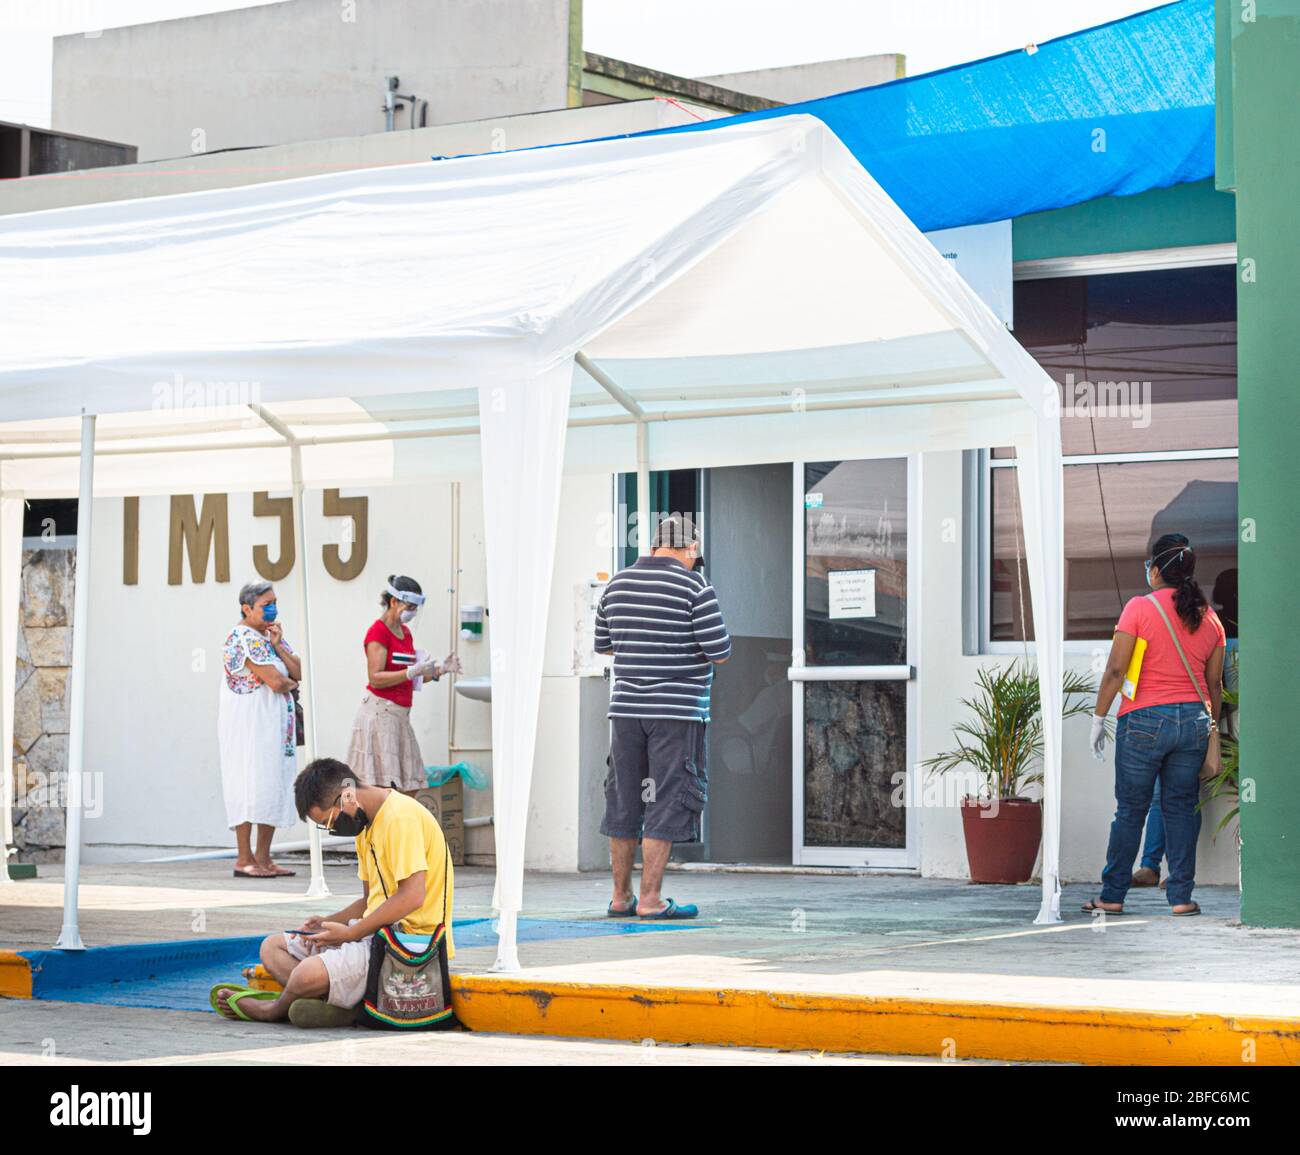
(122, 491, 369, 584)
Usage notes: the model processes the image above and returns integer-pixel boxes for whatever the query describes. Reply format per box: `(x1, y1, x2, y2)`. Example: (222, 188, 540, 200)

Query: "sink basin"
(454, 675, 491, 703)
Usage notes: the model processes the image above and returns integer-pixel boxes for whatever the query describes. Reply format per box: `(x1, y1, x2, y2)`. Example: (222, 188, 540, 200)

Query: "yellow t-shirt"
(356, 790, 455, 958)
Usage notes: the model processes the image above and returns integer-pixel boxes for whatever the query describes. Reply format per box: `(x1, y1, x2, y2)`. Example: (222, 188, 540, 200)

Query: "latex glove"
(440, 653, 463, 676)
(1089, 714, 1107, 761)
(405, 660, 435, 682)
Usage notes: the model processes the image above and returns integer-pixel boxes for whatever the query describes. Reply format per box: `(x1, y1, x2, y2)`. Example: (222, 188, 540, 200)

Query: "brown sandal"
(1081, 898, 1126, 915)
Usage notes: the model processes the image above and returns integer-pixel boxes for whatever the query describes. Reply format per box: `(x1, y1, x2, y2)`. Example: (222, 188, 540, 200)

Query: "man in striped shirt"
(595, 514, 731, 920)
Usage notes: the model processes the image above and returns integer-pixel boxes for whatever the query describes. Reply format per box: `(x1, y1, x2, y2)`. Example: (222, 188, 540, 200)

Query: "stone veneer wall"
(10, 544, 75, 863)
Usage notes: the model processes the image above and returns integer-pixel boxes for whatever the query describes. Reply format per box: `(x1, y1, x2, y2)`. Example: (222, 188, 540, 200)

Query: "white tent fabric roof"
(0, 116, 1041, 421)
(0, 115, 1065, 962)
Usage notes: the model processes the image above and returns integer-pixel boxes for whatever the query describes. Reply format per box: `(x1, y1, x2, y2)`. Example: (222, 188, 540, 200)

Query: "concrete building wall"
(699, 54, 904, 103)
(52, 0, 579, 162)
(68, 465, 612, 873)
(63, 451, 1241, 886)
(0, 99, 710, 216)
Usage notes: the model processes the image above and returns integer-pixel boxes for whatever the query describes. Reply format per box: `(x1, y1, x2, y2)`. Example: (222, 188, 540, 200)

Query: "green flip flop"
(209, 981, 256, 1015)
(288, 998, 359, 1029)
(213, 986, 279, 1022)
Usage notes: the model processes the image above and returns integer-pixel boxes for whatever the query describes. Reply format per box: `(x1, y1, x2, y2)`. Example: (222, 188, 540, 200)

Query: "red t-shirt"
(1115, 589, 1225, 716)
(364, 619, 415, 708)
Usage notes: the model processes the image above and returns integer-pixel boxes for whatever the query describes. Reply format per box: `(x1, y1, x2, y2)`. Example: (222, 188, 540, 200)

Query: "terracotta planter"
(960, 796, 1042, 884)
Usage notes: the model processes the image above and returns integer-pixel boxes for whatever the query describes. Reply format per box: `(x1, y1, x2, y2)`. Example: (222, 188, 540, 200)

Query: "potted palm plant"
(923, 662, 1098, 883)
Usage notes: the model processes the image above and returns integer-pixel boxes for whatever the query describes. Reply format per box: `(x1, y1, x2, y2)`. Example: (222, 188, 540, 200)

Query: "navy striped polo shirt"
(594, 555, 731, 722)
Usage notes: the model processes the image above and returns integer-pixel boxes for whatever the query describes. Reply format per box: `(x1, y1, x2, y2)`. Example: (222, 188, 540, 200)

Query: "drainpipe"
(384, 75, 399, 132)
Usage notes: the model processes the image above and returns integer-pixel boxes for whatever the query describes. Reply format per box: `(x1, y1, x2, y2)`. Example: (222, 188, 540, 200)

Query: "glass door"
(791, 458, 918, 867)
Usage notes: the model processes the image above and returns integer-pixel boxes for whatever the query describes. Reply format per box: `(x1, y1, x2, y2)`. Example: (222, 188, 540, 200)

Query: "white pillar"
(289, 443, 329, 899)
(55, 414, 95, 950)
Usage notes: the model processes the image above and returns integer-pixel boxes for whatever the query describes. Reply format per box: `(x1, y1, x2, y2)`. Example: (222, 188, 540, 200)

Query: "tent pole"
(249, 404, 329, 899)
(289, 442, 328, 899)
(574, 352, 653, 556)
(54, 414, 95, 949)
(0, 493, 22, 885)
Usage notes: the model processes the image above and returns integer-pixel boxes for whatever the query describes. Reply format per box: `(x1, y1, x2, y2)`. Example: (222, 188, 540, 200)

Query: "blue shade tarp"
(617, 0, 1216, 231)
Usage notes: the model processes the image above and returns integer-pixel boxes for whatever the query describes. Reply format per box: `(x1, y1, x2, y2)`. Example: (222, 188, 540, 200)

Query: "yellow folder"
(1121, 636, 1147, 700)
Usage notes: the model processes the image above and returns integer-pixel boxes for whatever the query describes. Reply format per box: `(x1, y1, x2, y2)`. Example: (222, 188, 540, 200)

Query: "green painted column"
(1228, 0, 1300, 926)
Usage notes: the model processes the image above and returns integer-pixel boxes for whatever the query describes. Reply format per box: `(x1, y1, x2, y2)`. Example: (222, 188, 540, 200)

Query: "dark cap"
(652, 514, 700, 550)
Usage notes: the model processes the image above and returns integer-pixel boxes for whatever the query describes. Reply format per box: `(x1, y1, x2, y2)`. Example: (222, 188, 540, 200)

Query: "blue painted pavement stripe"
(17, 917, 698, 1012)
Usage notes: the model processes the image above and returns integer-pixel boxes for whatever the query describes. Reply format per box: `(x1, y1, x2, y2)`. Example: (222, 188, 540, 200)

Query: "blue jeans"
(1140, 782, 1165, 870)
(1139, 781, 1204, 870)
(1101, 703, 1210, 907)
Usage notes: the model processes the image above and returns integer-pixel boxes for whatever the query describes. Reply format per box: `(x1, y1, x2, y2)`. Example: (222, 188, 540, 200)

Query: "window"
(986, 263, 1239, 645)
(613, 469, 702, 571)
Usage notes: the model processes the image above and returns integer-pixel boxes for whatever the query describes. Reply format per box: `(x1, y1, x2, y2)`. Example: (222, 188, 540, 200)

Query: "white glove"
(405, 660, 436, 682)
(1089, 714, 1107, 761)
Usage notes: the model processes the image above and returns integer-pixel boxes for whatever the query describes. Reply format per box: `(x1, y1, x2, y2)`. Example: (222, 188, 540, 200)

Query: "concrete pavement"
(0, 998, 1019, 1065)
(3, 859, 1297, 1062)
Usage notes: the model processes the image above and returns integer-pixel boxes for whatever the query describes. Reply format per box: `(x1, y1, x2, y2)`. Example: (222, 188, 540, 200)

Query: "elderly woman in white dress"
(219, 579, 301, 878)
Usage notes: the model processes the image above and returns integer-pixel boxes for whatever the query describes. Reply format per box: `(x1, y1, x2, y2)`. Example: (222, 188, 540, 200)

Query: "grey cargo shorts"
(600, 717, 708, 844)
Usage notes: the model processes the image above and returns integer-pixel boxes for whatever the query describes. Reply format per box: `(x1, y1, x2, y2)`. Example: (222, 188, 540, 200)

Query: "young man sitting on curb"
(213, 756, 455, 1026)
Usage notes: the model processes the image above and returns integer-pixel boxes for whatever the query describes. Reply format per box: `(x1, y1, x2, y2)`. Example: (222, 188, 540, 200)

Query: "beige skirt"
(345, 692, 426, 791)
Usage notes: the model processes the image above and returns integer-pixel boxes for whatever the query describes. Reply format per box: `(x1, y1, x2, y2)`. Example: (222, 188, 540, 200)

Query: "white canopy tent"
(0, 115, 1065, 968)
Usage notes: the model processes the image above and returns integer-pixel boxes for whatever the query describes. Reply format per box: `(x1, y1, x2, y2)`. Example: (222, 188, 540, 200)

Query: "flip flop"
(264, 866, 297, 877)
(638, 898, 698, 920)
(213, 987, 279, 1022)
(607, 896, 638, 918)
(1080, 899, 1127, 915)
(232, 865, 276, 879)
(209, 981, 255, 1014)
(288, 998, 359, 1029)
(1171, 903, 1201, 917)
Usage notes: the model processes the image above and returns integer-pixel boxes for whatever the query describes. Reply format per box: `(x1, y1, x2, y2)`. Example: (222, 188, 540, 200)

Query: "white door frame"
(790, 455, 920, 868)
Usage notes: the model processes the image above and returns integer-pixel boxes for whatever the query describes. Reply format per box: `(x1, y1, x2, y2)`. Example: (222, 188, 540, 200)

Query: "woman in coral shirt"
(1084, 534, 1225, 918)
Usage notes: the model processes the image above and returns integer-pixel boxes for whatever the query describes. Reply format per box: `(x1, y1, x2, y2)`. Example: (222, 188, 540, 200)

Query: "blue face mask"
(262, 601, 279, 623)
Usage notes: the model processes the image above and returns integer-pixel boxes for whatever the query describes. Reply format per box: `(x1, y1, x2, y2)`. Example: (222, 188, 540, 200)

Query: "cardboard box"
(412, 777, 465, 866)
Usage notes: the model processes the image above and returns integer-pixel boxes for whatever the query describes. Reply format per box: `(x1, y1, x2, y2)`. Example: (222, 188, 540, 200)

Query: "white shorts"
(283, 920, 374, 1009)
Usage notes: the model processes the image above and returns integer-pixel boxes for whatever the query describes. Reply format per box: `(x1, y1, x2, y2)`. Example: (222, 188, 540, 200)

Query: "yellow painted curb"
(241, 965, 1300, 1065)
(0, 950, 33, 999)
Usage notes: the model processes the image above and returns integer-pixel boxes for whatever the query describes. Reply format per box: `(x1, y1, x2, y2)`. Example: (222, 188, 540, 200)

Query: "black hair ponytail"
(380, 573, 423, 608)
(1149, 533, 1206, 631)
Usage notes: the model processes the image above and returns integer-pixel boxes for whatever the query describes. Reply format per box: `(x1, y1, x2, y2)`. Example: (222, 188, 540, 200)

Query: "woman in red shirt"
(344, 575, 461, 791)
(1084, 534, 1225, 918)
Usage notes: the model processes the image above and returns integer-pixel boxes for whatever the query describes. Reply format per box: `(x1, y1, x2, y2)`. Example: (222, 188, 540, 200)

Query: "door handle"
(787, 665, 914, 682)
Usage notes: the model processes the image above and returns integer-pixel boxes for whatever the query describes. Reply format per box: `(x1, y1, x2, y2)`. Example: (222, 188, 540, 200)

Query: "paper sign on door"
(828, 569, 876, 620)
